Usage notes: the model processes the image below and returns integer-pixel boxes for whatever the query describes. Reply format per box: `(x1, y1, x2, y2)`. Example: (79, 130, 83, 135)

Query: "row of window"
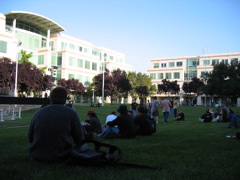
(154, 62, 183, 68)
(150, 72, 180, 80)
(203, 58, 238, 65)
(68, 73, 91, 86)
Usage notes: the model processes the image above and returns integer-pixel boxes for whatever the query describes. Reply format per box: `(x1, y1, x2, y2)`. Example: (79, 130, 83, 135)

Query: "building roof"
(5, 11, 66, 35)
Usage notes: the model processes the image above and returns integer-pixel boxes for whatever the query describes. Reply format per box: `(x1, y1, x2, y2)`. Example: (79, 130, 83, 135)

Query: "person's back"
(134, 107, 152, 136)
(107, 104, 136, 138)
(28, 87, 84, 162)
(201, 111, 212, 122)
(86, 110, 102, 134)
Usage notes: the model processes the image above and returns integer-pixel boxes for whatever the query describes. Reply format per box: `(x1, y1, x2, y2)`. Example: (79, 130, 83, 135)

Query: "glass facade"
(174, 72, 180, 79)
(186, 58, 199, 70)
(0, 40, 7, 53)
(169, 62, 174, 67)
(38, 55, 44, 64)
(16, 31, 41, 50)
(150, 73, 156, 80)
(158, 73, 163, 79)
(165, 73, 171, 79)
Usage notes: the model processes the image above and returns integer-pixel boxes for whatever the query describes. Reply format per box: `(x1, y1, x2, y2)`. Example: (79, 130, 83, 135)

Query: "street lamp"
(101, 53, 106, 106)
(14, 41, 22, 97)
(92, 88, 94, 103)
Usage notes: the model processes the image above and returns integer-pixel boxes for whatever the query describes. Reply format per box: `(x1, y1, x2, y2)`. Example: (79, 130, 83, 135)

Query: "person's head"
(50, 87, 67, 104)
(87, 110, 97, 117)
(137, 106, 146, 114)
(117, 104, 128, 114)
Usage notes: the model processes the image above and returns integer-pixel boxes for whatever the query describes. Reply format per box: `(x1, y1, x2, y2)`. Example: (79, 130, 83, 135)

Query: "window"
(169, 62, 174, 67)
(212, 59, 219, 65)
(150, 73, 156, 80)
(231, 58, 238, 64)
(203, 60, 210, 65)
(69, 44, 75, 50)
(0, 41, 7, 53)
(69, 57, 75, 66)
(78, 46, 82, 52)
(38, 55, 44, 65)
(84, 48, 89, 54)
(77, 59, 83, 68)
(154, 63, 159, 68)
(92, 62, 97, 71)
(84, 76, 91, 86)
(57, 54, 62, 66)
(201, 71, 207, 79)
(110, 56, 114, 60)
(68, 74, 74, 79)
(176, 62, 182, 67)
(157, 73, 163, 79)
(221, 59, 228, 64)
(61, 42, 67, 50)
(165, 73, 171, 79)
(85, 60, 90, 69)
(76, 75, 83, 83)
(174, 72, 180, 79)
(161, 63, 166, 68)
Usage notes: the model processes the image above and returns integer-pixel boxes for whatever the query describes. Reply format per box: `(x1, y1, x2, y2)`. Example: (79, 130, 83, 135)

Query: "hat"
(117, 104, 128, 114)
(87, 110, 94, 115)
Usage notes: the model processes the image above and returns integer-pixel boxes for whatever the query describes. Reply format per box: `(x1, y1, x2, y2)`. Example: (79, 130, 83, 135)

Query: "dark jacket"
(107, 114, 136, 138)
(201, 112, 212, 122)
(86, 117, 102, 134)
(134, 114, 152, 136)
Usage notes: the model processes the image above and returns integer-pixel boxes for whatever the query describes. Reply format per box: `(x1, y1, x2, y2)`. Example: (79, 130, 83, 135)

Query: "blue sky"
(1, 0, 240, 73)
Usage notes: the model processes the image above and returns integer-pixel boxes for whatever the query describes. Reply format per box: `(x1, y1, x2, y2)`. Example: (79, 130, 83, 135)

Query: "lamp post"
(202, 48, 208, 106)
(101, 53, 107, 106)
(92, 88, 94, 103)
(14, 41, 22, 97)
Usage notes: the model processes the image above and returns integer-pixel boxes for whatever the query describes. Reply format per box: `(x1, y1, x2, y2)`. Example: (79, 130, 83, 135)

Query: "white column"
(13, 19, 16, 37)
(47, 29, 50, 48)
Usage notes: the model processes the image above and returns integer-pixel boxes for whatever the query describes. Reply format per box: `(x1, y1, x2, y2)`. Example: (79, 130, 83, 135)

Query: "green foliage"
(127, 72, 155, 100)
(204, 62, 240, 101)
(18, 50, 33, 65)
(158, 79, 180, 95)
(182, 77, 204, 95)
(1, 105, 240, 179)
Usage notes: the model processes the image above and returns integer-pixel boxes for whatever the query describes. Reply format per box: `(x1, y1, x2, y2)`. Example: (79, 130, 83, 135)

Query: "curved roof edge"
(5, 11, 66, 35)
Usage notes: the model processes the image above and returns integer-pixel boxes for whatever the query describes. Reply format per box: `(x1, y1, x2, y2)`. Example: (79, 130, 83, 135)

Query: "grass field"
(0, 104, 240, 180)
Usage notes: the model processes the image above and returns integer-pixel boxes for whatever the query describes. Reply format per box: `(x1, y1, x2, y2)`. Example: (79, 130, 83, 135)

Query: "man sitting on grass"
(199, 109, 213, 123)
(28, 87, 85, 164)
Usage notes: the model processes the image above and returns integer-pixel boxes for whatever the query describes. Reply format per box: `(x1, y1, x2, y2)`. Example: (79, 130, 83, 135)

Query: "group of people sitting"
(199, 106, 240, 128)
(83, 104, 156, 139)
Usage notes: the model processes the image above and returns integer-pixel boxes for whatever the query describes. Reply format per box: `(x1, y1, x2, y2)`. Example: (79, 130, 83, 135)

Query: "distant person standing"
(160, 97, 171, 124)
(131, 99, 138, 117)
(151, 97, 159, 124)
(173, 98, 178, 118)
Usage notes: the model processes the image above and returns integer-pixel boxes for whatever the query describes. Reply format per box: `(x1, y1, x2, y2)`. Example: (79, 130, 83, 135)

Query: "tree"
(0, 57, 15, 91)
(158, 79, 180, 96)
(203, 62, 240, 104)
(58, 78, 85, 100)
(182, 77, 204, 95)
(17, 62, 45, 94)
(18, 50, 33, 65)
(91, 69, 132, 104)
(127, 72, 156, 102)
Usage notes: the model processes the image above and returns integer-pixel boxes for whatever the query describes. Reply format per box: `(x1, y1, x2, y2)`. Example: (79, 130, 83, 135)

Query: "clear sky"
(1, 0, 240, 73)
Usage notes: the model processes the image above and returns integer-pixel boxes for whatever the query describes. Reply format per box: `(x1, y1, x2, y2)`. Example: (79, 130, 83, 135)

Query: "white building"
(147, 52, 240, 106)
(0, 11, 132, 101)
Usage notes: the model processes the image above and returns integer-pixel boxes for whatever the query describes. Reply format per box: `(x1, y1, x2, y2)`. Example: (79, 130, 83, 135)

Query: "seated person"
(98, 111, 119, 138)
(28, 87, 85, 163)
(134, 106, 152, 136)
(212, 109, 221, 122)
(228, 114, 240, 129)
(84, 110, 102, 135)
(175, 110, 185, 121)
(199, 109, 212, 123)
(106, 104, 136, 139)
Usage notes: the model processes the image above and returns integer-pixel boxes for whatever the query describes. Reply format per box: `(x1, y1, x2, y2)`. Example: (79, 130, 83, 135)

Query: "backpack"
(73, 139, 157, 169)
(148, 117, 156, 133)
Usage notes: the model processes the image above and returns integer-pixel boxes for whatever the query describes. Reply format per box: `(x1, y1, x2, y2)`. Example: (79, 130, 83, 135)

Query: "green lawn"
(0, 104, 240, 180)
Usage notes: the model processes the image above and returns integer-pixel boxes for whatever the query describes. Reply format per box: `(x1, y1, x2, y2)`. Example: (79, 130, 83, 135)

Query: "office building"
(147, 52, 240, 106)
(0, 11, 132, 98)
